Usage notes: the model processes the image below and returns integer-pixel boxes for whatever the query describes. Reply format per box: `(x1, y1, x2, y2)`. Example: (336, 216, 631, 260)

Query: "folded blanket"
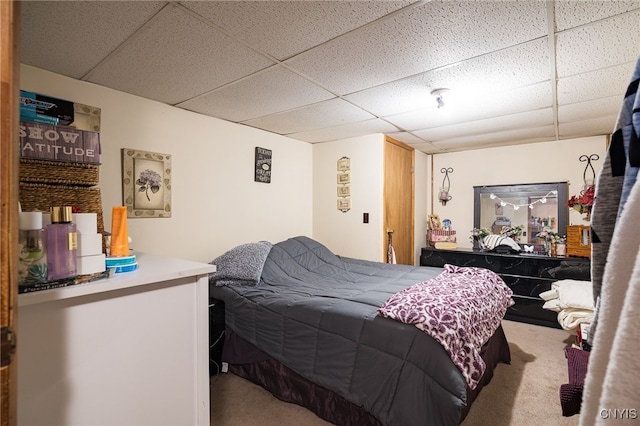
(558, 308, 594, 334)
(378, 264, 514, 389)
(542, 280, 594, 311)
(540, 287, 559, 301)
(542, 280, 594, 333)
(558, 280, 594, 310)
(209, 241, 272, 286)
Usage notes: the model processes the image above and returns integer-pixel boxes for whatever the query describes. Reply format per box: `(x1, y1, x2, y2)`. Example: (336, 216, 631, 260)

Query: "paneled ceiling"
(20, 1, 640, 154)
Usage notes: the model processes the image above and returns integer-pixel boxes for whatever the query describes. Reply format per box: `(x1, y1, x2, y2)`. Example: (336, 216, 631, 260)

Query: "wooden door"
(383, 136, 414, 265)
(1, 1, 20, 425)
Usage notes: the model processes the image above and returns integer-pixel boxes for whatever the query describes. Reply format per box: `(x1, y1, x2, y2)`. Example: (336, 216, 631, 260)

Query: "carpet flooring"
(210, 320, 581, 425)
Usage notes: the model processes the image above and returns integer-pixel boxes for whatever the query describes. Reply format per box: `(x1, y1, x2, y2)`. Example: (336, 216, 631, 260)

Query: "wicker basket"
(19, 158, 99, 186)
(19, 182, 106, 251)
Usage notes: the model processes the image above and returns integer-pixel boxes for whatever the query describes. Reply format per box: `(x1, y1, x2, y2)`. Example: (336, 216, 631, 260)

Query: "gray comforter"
(210, 236, 505, 425)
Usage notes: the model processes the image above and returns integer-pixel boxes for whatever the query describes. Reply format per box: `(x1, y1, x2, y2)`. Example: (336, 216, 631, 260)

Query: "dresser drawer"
(420, 249, 530, 275)
(506, 297, 561, 329)
(500, 275, 555, 298)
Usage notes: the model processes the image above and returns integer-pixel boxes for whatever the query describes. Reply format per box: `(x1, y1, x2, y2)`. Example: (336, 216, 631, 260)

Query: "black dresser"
(420, 247, 591, 328)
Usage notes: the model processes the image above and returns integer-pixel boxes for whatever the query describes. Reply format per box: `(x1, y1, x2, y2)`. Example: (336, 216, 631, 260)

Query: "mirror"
(474, 182, 568, 245)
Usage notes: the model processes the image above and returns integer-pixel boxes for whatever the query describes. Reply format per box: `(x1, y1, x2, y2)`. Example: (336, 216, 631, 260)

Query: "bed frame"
(219, 321, 511, 425)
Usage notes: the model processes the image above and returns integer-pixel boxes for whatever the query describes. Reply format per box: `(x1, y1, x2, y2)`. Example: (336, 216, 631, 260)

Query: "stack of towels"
(540, 279, 594, 333)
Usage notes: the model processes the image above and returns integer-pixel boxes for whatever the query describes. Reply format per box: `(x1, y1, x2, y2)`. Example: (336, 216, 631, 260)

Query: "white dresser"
(17, 252, 216, 426)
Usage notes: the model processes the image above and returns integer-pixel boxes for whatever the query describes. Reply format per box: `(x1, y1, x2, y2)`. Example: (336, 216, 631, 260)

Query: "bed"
(209, 236, 513, 425)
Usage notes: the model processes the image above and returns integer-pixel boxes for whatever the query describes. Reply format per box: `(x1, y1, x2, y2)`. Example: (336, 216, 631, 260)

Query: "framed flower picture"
(121, 148, 172, 218)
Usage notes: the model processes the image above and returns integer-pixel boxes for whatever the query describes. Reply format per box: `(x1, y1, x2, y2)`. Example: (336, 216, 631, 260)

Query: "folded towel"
(558, 308, 594, 333)
(541, 280, 594, 311)
(543, 298, 562, 312)
(557, 279, 594, 310)
(540, 287, 559, 301)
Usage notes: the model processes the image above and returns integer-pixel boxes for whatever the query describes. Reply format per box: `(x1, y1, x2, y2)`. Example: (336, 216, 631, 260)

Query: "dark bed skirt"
(222, 325, 511, 425)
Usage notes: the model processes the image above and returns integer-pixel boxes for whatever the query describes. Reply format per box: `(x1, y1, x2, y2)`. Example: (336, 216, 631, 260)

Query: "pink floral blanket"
(377, 264, 514, 389)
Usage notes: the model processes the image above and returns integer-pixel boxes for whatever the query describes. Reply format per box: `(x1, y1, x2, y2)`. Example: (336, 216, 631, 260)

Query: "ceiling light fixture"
(430, 88, 450, 109)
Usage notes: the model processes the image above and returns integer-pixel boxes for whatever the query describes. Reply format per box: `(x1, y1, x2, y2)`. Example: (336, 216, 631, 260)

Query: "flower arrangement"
(500, 224, 525, 241)
(470, 227, 491, 244)
(567, 185, 595, 221)
(536, 227, 564, 244)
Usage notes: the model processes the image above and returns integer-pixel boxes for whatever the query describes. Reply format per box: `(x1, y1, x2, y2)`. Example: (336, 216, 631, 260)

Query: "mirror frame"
(473, 182, 569, 245)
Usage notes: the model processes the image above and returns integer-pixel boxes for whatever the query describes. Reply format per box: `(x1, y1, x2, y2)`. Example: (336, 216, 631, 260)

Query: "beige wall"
(312, 135, 385, 261)
(20, 65, 313, 263)
(312, 136, 431, 263)
(430, 136, 608, 249)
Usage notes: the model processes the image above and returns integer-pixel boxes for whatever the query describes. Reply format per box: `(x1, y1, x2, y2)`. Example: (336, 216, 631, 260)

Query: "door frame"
(1, 1, 20, 425)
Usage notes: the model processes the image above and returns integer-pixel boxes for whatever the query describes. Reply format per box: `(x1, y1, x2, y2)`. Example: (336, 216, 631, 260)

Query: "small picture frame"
(337, 198, 351, 212)
(428, 214, 441, 230)
(337, 157, 351, 171)
(254, 147, 272, 183)
(337, 185, 351, 197)
(122, 149, 172, 218)
(337, 172, 351, 184)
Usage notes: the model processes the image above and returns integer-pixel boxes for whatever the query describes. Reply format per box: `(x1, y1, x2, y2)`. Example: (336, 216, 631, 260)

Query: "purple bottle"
(47, 206, 78, 281)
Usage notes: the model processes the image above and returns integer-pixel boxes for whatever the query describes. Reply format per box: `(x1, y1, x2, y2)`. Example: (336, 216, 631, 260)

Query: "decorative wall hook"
(439, 167, 453, 206)
(579, 154, 599, 188)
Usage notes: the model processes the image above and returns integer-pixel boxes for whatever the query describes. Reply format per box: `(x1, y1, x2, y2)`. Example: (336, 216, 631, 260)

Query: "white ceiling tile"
(20, 1, 165, 79)
(86, 4, 275, 104)
(285, 0, 547, 95)
(559, 115, 618, 139)
(430, 126, 557, 152)
(557, 63, 636, 104)
(288, 119, 399, 143)
(406, 142, 445, 154)
(18, 0, 640, 154)
(556, 10, 640, 77)
(386, 132, 429, 147)
(178, 66, 335, 122)
(184, 1, 413, 60)
(345, 39, 550, 117)
(413, 109, 554, 142)
(385, 82, 553, 131)
(242, 99, 375, 134)
(555, 1, 640, 31)
(558, 96, 622, 124)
